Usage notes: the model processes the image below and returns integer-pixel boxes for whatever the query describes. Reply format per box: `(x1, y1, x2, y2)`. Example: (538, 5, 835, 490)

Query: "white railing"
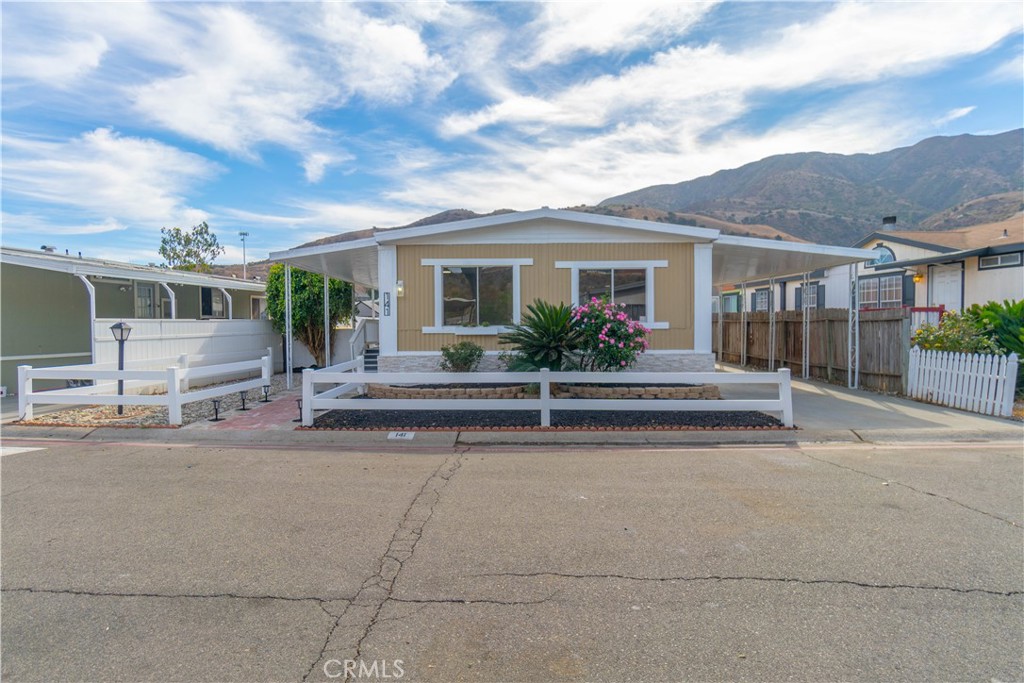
(907, 347, 1019, 417)
(302, 365, 793, 428)
(17, 350, 273, 426)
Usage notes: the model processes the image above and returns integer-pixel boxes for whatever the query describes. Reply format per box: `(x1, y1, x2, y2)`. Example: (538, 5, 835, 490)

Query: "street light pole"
(239, 231, 249, 280)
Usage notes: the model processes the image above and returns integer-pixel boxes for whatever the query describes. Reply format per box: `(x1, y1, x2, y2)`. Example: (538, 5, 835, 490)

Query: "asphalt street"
(1, 438, 1021, 682)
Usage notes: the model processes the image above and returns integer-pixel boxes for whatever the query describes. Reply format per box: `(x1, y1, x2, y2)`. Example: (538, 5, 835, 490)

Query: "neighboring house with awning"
(270, 208, 874, 376)
(852, 215, 1023, 312)
(1, 246, 272, 392)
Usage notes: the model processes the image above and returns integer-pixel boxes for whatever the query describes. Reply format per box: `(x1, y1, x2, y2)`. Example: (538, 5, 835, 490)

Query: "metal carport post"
(285, 265, 293, 389)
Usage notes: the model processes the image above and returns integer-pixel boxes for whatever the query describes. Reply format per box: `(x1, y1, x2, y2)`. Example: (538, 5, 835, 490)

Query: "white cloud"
(2, 128, 219, 227)
(934, 106, 977, 127)
(220, 201, 425, 233)
(131, 6, 335, 159)
(3, 34, 109, 88)
(521, 1, 716, 67)
(445, 2, 1023, 136)
(315, 4, 456, 104)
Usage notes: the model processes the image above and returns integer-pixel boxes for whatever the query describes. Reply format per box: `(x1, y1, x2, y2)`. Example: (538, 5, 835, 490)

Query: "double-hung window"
(556, 260, 669, 328)
(858, 274, 903, 309)
(422, 258, 532, 334)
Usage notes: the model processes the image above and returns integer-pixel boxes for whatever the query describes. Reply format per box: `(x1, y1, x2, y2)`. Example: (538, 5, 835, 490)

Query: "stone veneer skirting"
(377, 352, 716, 373)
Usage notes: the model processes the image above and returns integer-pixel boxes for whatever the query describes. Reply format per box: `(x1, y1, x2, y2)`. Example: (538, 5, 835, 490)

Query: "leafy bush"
(439, 341, 485, 372)
(911, 310, 1000, 355)
(966, 299, 1024, 392)
(573, 297, 650, 371)
(499, 300, 583, 371)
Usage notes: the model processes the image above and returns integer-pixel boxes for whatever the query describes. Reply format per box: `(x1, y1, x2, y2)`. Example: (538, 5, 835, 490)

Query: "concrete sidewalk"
(2, 373, 1021, 447)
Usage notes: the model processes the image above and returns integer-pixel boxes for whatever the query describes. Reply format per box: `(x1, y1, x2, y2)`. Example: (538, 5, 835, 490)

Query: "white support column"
(323, 275, 331, 368)
(801, 272, 810, 379)
(740, 282, 748, 367)
(692, 243, 713, 354)
(848, 264, 860, 389)
(75, 275, 97, 364)
(768, 276, 777, 371)
(715, 286, 724, 365)
(378, 245, 398, 356)
(217, 287, 233, 319)
(159, 282, 176, 319)
(285, 265, 294, 390)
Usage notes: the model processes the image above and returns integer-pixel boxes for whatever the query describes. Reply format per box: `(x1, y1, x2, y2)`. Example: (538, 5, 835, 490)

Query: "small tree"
(159, 222, 225, 273)
(573, 297, 650, 371)
(266, 264, 353, 367)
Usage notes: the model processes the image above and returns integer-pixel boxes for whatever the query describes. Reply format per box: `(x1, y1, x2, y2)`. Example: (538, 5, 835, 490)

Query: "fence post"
(540, 368, 551, 427)
(17, 365, 32, 421)
(262, 351, 272, 384)
(301, 368, 314, 427)
(266, 346, 274, 376)
(907, 347, 919, 397)
(177, 353, 190, 392)
(167, 366, 182, 426)
(900, 310, 913, 395)
(778, 368, 793, 428)
(999, 353, 1019, 418)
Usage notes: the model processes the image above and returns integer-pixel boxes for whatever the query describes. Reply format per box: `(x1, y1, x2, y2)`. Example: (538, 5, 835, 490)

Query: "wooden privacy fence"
(714, 308, 912, 394)
(302, 362, 795, 428)
(907, 348, 1019, 417)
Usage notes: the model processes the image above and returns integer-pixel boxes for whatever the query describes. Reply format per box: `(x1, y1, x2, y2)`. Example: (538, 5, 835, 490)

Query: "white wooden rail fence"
(907, 347, 1019, 417)
(302, 362, 794, 428)
(18, 348, 273, 426)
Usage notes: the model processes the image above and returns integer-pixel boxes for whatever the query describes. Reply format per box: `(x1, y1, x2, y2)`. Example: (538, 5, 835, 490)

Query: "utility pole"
(239, 231, 249, 279)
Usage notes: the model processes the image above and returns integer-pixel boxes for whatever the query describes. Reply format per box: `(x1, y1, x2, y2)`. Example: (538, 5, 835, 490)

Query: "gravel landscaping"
(309, 408, 787, 431)
(15, 373, 293, 428)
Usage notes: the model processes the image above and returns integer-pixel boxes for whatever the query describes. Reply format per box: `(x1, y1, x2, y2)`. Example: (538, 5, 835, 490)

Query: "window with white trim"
(556, 260, 668, 328)
(858, 274, 903, 309)
(979, 252, 1022, 269)
(802, 284, 817, 309)
(421, 258, 531, 333)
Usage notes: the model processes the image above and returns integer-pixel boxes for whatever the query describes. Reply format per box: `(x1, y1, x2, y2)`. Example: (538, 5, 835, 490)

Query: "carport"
(270, 209, 874, 387)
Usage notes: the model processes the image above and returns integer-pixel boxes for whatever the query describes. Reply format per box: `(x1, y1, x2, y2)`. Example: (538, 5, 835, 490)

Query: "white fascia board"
(0, 249, 265, 291)
(375, 208, 721, 244)
(714, 235, 876, 261)
(268, 237, 379, 263)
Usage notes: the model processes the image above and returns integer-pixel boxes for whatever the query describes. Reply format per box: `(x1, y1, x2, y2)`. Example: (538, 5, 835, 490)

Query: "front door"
(929, 264, 962, 312)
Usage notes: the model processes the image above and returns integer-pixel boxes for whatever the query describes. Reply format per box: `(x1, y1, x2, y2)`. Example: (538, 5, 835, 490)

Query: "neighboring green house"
(1, 246, 269, 393)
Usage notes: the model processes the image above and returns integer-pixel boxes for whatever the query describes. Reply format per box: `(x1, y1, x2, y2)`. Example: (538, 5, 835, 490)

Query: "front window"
(201, 287, 226, 318)
(870, 245, 896, 266)
(250, 296, 268, 320)
(442, 266, 513, 326)
(754, 289, 770, 312)
(135, 283, 156, 318)
(578, 268, 647, 320)
(879, 274, 902, 307)
(858, 278, 879, 307)
(802, 284, 817, 309)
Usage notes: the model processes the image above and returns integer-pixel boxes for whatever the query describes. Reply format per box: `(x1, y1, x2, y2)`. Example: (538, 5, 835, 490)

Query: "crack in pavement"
(800, 451, 1022, 528)
(474, 572, 1022, 597)
(302, 453, 464, 683)
(390, 593, 560, 606)
(1, 585, 353, 604)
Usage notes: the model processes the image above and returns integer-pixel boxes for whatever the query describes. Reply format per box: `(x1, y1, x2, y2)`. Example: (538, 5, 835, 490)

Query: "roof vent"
(1001, 229, 1009, 238)
(40, 245, 57, 253)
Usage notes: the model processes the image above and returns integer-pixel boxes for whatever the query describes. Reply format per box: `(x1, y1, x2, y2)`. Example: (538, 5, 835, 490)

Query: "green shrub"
(439, 341, 485, 372)
(499, 300, 583, 371)
(966, 299, 1024, 392)
(573, 297, 651, 371)
(911, 310, 1000, 355)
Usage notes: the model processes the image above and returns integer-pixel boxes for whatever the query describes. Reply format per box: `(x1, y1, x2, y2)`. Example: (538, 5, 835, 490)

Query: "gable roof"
(854, 215, 1023, 252)
(270, 207, 874, 287)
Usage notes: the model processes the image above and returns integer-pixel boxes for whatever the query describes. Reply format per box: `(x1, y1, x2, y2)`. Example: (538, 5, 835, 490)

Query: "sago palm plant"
(498, 300, 583, 371)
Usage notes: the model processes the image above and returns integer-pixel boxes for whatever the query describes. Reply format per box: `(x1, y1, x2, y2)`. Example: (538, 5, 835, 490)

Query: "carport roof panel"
(713, 235, 875, 285)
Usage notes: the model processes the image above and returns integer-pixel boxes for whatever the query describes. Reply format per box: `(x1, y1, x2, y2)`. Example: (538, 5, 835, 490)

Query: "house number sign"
(383, 292, 391, 316)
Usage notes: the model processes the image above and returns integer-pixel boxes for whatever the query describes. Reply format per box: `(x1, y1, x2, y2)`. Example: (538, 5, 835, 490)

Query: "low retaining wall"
(367, 383, 721, 400)
(378, 352, 716, 373)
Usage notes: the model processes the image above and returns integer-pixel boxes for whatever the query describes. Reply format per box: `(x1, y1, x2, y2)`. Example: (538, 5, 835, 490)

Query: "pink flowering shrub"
(572, 297, 651, 371)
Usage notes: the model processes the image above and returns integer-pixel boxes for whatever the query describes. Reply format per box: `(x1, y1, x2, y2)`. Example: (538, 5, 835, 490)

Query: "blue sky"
(2, 1, 1022, 266)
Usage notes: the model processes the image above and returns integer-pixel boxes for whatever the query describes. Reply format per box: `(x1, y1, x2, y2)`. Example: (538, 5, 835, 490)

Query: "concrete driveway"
(2, 437, 1021, 682)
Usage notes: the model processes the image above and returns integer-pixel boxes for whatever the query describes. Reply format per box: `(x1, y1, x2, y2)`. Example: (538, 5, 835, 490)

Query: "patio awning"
(268, 209, 875, 286)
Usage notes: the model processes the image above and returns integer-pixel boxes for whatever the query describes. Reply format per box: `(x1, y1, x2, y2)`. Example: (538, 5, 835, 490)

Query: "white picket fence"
(907, 347, 1019, 417)
(17, 349, 273, 426)
(302, 362, 793, 428)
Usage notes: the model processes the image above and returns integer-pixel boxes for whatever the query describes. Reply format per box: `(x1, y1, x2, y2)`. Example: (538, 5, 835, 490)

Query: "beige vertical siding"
(396, 243, 694, 352)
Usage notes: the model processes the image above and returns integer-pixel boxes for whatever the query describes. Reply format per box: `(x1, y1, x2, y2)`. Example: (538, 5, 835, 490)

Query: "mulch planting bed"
(308, 409, 788, 431)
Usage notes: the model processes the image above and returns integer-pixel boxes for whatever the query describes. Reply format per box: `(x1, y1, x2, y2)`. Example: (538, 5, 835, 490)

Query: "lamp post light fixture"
(109, 321, 132, 415)
(239, 231, 250, 280)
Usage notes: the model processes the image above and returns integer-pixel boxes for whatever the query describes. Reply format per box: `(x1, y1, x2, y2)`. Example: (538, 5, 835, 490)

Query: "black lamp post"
(110, 322, 132, 415)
